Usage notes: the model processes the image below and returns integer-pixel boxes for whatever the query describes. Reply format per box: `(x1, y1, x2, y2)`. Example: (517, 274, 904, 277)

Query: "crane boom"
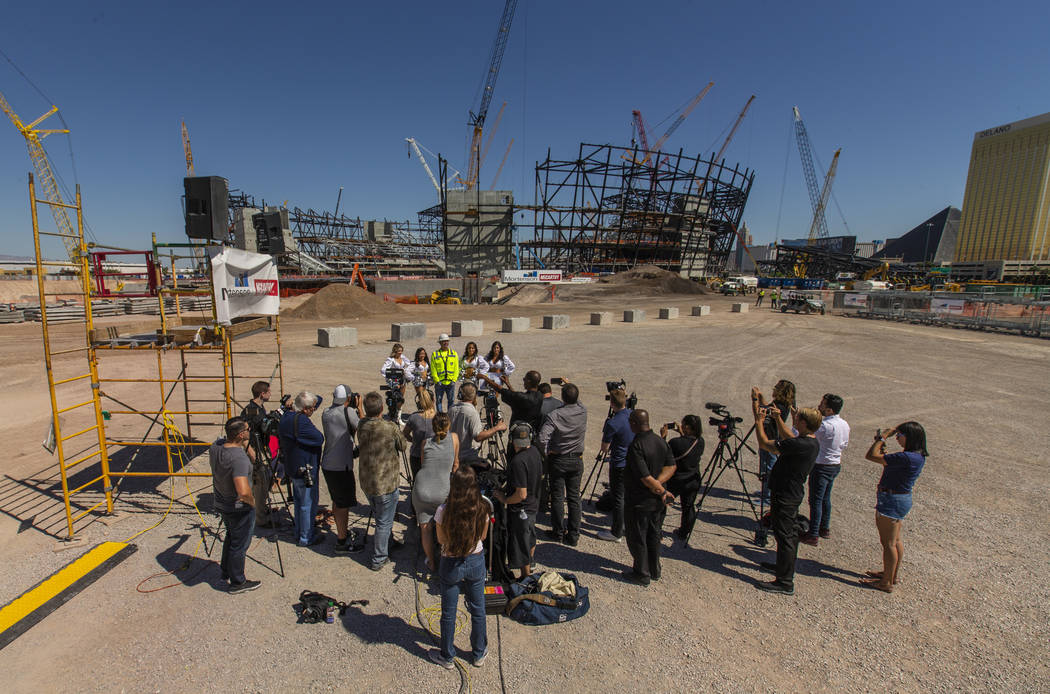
(713, 95, 755, 164)
(465, 0, 518, 189)
(650, 81, 714, 155)
(808, 148, 840, 244)
(792, 106, 830, 241)
(0, 91, 80, 263)
(490, 137, 514, 189)
(406, 138, 442, 197)
(181, 120, 194, 175)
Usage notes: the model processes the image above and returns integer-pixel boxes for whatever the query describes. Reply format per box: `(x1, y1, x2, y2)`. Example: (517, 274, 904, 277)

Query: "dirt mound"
(598, 265, 707, 294)
(283, 283, 401, 319)
(503, 284, 553, 305)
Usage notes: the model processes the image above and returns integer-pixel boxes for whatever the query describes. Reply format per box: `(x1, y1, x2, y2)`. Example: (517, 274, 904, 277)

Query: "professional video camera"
(379, 368, 405, 418)
(604, 378, 638, 417)
(482, 390, 502, 428)
(705, 402, 744, 440)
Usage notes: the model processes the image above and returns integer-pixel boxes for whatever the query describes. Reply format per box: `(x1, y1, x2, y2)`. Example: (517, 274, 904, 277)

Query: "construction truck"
(427, 289, 462, 305)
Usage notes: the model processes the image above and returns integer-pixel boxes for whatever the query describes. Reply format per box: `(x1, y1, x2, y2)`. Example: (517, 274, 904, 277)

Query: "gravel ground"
(1, 294, 1047, 693)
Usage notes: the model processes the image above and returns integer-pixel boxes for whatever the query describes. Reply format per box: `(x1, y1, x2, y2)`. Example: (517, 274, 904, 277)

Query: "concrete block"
(624, 309, 646, 323)
(318, 326, 357, 348)
(451, 320, 483, 337)
(731, 303, 749, 313)
(501, 317, 530, 333)
(590, 312, 612, 326)
(542, 314, 570, 329)
(691, 305, 711, 316)
(390, 322, 426, 342)
(658, 307, 679, 319)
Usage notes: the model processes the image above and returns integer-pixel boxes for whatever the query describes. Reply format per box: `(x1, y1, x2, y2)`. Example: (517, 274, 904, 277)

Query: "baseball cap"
(332, 384, 349, 404)
(438, 333, 450, 342)
(511, 424, 532, 447)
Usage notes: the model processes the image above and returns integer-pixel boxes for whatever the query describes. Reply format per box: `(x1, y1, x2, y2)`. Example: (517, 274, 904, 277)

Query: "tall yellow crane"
(181, 119, 194, 175)
(0, 90, 81, 263)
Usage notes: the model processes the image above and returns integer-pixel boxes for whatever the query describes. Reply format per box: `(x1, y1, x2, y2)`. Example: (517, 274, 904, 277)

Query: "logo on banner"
(234, 273, 249, 287)
(223, 278, 279, 300)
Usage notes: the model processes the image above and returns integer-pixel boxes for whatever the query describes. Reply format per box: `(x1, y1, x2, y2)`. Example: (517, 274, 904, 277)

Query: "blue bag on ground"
(505, 571, 590, 625)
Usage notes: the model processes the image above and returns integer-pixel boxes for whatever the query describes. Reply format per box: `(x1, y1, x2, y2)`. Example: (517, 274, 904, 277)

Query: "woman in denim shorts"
(862, 421, 928, 593)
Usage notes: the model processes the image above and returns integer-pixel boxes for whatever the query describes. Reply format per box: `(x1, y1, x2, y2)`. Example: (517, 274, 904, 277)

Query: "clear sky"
(1, 0, 1048, 259)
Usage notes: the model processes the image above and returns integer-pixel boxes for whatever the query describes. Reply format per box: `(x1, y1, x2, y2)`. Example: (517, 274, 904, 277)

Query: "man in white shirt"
(448, 383, 507, 466)
(801, 394, 850, 546)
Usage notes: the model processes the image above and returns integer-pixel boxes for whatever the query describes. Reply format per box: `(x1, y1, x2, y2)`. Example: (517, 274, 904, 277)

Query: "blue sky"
(1, 1, 1048, 259)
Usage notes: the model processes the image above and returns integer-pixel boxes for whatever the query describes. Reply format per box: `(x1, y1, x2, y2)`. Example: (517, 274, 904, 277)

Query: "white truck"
(722, 275, 758, 294)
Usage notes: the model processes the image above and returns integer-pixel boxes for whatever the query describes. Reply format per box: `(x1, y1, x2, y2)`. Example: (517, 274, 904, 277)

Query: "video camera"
(604, 378, 638, 416)
(706, 402, 743, 440)
(482, 391, 502, 428)
(379, 368, 405, 415)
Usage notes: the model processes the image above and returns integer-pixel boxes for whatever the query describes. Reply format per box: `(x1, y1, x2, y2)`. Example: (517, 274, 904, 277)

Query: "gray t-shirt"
(404, 411, 435, 460)
(449, 400, 484, 462)
(210, 441, 252, 512)
(321, 405, 359, 472)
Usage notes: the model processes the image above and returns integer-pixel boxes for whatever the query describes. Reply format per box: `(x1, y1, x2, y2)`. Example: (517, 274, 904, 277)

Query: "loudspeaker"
(184, 176, 229, 240)
(252, 211, 286, 254)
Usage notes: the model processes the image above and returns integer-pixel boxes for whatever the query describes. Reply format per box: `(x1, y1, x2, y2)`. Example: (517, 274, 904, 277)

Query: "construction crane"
(792, 106, 831, 242)
(181, 120, 194, 175)
(0, 90, 81, 263)
(713, 95, 755, 164)
(648, 82, 714, 162)
(406, 137, 464, 199)
(808, 149, 840, 244)
(464, 0, 518, 190)
(490, 137, 514, 189)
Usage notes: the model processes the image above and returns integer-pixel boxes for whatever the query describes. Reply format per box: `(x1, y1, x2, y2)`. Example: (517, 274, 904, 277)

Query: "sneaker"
(819, 528, 831, 539)
(596, 530, 622, 542)
(755, 580, 794, 595)
(369, 558, 389, 572)
(621, 569, 650, 587)
(428, 648, 454, 670)
(472, 650, 487, 668)
(334, 539, 352, 555)
(800, 534, 819, 546)
(228, 579, 261, 594)
(298, 534, 324, 548)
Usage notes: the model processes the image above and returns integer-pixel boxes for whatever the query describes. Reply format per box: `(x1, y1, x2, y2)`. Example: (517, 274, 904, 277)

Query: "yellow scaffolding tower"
(28, 175, 284, 540)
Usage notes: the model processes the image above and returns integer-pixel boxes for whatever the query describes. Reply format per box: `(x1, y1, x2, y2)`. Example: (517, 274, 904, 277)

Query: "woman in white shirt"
(481, 340, 515, 392)
(380, 343, 412, 398)
(410, 346, 432, 396)
(459, 341, 488, 393)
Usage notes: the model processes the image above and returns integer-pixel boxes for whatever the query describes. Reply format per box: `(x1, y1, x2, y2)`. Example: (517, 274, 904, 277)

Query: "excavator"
(427, 289, 462, 305)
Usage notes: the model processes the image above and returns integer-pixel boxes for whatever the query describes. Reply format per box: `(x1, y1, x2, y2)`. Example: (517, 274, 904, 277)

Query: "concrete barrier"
(318, 327, 357, 348)
(590, 312, 612, 326)
(731, 303, 749, 313)
(658, 307, 679, 319)
(391, 322, 426, 342)
(691, 305, 711, 316)
(451, 320, 483, 337)
(624, 309, 646, 323)
(501, 317, 530, 333)
(542, 314, 570, 329)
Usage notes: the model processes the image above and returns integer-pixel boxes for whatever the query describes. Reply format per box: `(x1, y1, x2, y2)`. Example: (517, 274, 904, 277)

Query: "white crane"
(405, 138, 463, 199)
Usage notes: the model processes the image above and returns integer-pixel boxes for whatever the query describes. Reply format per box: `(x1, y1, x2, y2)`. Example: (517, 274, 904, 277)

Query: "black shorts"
(322, 468, 358, 509)
(506, 509, 537, 569)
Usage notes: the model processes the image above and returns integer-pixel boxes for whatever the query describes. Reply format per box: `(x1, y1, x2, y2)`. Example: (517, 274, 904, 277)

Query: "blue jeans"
(438, 552, 487, 662)
(435, 382, 455, 413)
(368, 490, 399, 568)
(219, 507, 256, 584)
(759, 450, 778, 505)
(291, 465, 320, 545)
(807, 464, 841, 535)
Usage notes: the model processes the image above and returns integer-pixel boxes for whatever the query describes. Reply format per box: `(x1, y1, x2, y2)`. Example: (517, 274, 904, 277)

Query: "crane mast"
(792, 106, 831, 241)
(465, 0, 518, 190)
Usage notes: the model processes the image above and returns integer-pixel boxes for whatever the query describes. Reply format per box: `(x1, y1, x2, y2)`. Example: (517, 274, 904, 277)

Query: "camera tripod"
(582, 450, 607, 506)
(692, 421, 766, 546)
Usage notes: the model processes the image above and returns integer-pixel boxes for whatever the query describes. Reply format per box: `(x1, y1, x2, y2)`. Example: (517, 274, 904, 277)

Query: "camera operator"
(622, 409, 676, 586)
(538, 383, 563, 419)
(494, 422, 543, 580)
(596, 389, 633, 542)
(357, 391, 408, 572)
(751, 386, 820, 595)
(448, 383, 508, 467)
(538, 381, 587, 546)
(279, 391, 325, 547)
(660, 415, 704, 541)
(240, 380, 274, 527)
(429, 334, 460, 413)
(210, 416, 260, 593)
(478, 369, 544, 433)
(321, 385, 365, 554)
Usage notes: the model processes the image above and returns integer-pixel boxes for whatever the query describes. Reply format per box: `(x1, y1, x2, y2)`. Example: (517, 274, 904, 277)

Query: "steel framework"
(521, 142, 754, 277)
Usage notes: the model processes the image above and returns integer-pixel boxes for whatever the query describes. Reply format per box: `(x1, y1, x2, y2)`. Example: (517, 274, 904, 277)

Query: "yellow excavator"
(427, 289, 462, 305)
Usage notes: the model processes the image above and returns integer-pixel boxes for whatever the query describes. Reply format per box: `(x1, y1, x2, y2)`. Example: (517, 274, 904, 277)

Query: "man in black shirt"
(622, 409, 676, 586)
(210, 417, 261, 594)
(480, 369, 544, 433)
(240, 380, 273, 526)
(661, 414, 705, 541)
(495, 422, 544, 580)
(751, 386, 821, 595)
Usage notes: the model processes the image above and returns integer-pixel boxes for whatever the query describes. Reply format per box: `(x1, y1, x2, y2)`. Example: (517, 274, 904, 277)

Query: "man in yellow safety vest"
(429, 333, 460, 413)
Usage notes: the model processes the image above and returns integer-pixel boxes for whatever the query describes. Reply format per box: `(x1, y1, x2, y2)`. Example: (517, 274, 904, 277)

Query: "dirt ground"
(0, 291, 1047, 693)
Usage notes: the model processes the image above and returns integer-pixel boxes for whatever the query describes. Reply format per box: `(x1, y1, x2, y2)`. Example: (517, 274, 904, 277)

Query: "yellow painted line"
(0, 541, 135, 647)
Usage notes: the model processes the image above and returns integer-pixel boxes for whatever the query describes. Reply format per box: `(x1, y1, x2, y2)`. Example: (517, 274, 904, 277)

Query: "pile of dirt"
(503, 284, 553, 305)
(283, 284, 401, 319)
(597, 265, 707, 294)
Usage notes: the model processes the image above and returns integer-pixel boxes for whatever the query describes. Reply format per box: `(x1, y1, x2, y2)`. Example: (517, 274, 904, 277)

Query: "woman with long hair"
(402, 390, 436, 480)
(480, 340, 515, 393)
(862, 421, 927, 593)
(410, 346, 432, 396)
(381, 343, 411, 398)
(411, 412, 460, 572)
(429, 466, 490, 669)
(459, 341, 488, 393)
(756, 379, 796, 506)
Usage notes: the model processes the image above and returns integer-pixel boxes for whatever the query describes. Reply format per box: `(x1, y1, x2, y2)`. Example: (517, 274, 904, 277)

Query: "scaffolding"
(521, 142, 754, 277)
(28, 174, 284, 540)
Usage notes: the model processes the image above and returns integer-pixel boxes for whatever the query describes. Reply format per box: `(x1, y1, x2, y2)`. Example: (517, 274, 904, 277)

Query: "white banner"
(931, 298, 965, 315)
(501, 269, 563, 283)
(843, 293, 868, 307)
(209, 247, 280, 325)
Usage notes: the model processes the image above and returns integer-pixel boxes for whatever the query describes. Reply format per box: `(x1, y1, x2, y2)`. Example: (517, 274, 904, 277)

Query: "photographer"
(429, 334, 460, 413)
(756, 379, 796, 506)
(448, 383, 508, 467)
(538, 383, 563, 419)
(660, 415, 704, 541)
(622, 409, 676, 586)
(240, 380, 273, 526)
(278, 391, 325, 547)
(495, 422, 543, 580)
(357, 391, 408, 572)
(210, 416, 260, 593)
(478, 369, 544, 433)
(597, 389, 633, 542)
(538, 381, 587, 546)
(321, 385, 365, 554)
(751, 387, 820, 595)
